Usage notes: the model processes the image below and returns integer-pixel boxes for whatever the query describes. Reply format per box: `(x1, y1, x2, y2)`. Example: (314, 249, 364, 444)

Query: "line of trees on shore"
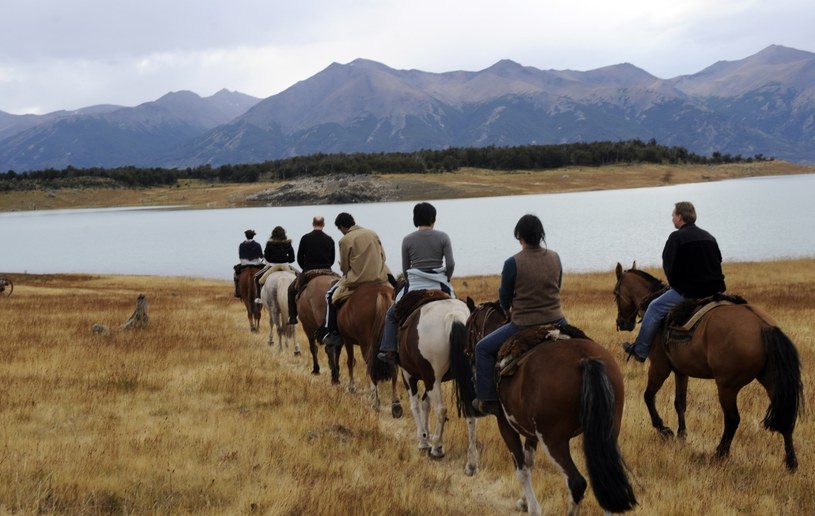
(0, 139, 771, 191)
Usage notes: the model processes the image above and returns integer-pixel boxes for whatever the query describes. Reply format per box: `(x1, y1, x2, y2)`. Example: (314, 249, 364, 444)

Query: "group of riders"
(234, 199, 725, 418)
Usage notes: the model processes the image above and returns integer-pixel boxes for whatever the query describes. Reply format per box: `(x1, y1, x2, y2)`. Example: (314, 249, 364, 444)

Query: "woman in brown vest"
(472, 214, 568, 416)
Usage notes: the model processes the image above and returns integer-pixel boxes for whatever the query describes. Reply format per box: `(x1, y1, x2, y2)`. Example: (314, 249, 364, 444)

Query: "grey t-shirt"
(401, 229, 455, 280)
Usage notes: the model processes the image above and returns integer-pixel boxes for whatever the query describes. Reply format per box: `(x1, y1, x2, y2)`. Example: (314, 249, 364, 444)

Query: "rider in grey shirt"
(377, 202, 455, 364)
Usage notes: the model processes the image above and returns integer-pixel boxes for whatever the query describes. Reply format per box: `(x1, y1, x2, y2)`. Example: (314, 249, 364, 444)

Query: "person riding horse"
(622, 201, 726, 362)
(233, 229, 263, 297)
(377, 202, 455, 364)
(472, 214, 568, 416)
(253, 226, 295, 304)
(287, 216, 336, 325)
(321, 212, 393, 347)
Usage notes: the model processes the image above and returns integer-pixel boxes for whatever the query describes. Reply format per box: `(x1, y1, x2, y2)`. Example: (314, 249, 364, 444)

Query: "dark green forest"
(0, 139, 770, 191)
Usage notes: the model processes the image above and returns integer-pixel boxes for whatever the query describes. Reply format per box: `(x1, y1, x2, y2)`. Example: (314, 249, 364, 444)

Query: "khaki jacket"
(333, 225, 390, 303)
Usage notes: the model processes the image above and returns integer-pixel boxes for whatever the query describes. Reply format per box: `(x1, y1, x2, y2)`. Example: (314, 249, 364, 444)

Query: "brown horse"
(396, 295, 479, 475)
(465, 299, 637, 514)
(334, 282, 403, 417)
(238, 265, 263, 332)
(613, 262, 803, 471)
(296, 273, 340, 379)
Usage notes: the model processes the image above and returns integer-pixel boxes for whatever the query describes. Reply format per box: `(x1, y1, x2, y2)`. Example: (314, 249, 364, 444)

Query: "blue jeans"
(474, 318, 567, 401)
(379, 305, 399, 353)
(632, 287, 688, 357)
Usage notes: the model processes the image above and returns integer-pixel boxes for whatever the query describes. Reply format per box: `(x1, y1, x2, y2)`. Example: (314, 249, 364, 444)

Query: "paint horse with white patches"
(391, 290, 479, 475)
(465, 299, 637, 516)
(260, 269, 299, 355)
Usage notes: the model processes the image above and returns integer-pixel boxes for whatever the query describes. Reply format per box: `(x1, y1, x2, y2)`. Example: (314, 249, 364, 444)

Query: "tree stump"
(122, 293, 149, 330)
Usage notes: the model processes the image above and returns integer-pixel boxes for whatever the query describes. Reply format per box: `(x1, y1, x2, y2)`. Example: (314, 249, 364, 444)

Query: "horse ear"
(466, 297, 476, 312)
(632, 260, 637, 270)
(615, 263, 623, 279)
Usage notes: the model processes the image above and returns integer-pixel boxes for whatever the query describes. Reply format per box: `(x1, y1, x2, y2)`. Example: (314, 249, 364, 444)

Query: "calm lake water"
(1, 174, 813, 281)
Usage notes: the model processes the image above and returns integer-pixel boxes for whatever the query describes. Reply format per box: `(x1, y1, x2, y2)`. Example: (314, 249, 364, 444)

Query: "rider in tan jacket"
(322, 212, 391, 346)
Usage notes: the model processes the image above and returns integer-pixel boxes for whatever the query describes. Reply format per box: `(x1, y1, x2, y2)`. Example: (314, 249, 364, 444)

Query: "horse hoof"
(294, 350, 301, 356)
(786, 455, 799, 472)
(464, 464, 479, 477)
(391, 403, 403, 419)
(430, 449, 445, 460)
(311, 369, 320, 376)
(658, 427, 675, 439)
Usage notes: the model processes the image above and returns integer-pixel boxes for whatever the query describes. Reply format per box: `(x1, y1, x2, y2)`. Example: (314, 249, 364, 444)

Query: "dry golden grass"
(3, 161, 813, 212)
(0, 260, 813, 514)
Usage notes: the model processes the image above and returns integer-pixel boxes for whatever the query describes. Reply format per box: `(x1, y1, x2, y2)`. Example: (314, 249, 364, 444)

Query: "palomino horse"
(238, 265, 263, 332)
(613, 262, 803, 471)
(260, 269, 299, 355)
(334, 282, 403, 418)
(465, 299, 637, 515)
(296, 272, 340, 379)
(395, 294, 479, 475)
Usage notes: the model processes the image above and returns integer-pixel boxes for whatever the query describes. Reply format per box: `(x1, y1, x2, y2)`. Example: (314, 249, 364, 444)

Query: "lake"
(1, 174, 813, 280)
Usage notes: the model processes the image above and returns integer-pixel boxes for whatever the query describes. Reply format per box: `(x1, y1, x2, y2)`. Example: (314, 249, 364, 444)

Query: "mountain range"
(2, 44, 815, 172)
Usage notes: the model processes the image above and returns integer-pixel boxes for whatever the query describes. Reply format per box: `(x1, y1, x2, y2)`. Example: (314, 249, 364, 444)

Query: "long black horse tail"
(449, 318, 479, 418)
(580, 358, 637, 513)
(761, 326, 804, 434)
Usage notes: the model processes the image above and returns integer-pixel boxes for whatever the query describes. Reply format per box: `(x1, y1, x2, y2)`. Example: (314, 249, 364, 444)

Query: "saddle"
(496, 324, 589, 376)
(393, 289, 450, 328)
(664, 292, 748, 342)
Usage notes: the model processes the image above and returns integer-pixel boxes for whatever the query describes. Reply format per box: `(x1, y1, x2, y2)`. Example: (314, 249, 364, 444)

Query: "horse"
(260, 269, 299, 355)
(395, 294, 479, 475)
(613, 262, 803, 471)
(333, 282, 403, 418)
(295, 272, 340, 379)
(465, 298, 637, 515)
(238, 265, 263, 332)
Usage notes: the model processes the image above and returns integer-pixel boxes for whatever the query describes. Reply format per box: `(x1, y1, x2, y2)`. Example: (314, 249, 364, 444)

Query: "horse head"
(613, 262, 666, 332)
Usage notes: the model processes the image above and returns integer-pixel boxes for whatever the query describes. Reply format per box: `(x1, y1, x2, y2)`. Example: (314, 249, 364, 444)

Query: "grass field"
(0, 260, 812, 514)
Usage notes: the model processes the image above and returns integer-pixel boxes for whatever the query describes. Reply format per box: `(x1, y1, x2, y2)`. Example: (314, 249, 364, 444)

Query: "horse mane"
(627, 268, 666, 291)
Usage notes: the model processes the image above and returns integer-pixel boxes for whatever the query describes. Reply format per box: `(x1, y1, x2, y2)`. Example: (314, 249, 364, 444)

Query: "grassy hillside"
(2, 161, 813, 212)
(0, 260, 812, 514)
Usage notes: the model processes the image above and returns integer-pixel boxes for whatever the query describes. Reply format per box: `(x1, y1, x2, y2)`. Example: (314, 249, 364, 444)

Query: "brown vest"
(510, 248, 565, 326)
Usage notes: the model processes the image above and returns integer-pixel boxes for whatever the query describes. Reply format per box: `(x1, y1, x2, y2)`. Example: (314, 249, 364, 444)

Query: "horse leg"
(543, 438, 587, 516)
(390, 374, 403, 419)
(464, 416, 479, 476)
(644, 364, 674, 438)
(404, 374, 430, 451)
(714, 385, 741, 460)
(290, 326, 301, 356)
(495, 418, 540, 515)
(674, 373, 689, 440)
(307, 336, 321, 375)
(345, 344, 357, 394)
(427, 386, 447, 459)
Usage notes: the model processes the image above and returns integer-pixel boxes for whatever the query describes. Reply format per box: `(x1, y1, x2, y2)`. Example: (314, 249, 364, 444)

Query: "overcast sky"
(1, 0, 812, 115)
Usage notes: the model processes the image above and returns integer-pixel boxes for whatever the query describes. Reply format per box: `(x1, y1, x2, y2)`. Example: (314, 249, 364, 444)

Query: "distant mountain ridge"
(2, 45, 814, 172)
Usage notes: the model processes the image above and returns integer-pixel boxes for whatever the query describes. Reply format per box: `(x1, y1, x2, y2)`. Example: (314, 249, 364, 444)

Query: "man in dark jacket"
(287, 216, 336, 324)
(623, 201, 726, 362)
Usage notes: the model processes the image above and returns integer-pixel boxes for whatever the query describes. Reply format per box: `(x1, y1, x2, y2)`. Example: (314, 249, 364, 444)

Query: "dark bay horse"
(238, 265, 263, 332)
(396, 295, 479, 475)
(296, 273, 340, 379)
(613, 262, 803, 471)
(335, 281, 403, 418)
(465, 299, 637, 514)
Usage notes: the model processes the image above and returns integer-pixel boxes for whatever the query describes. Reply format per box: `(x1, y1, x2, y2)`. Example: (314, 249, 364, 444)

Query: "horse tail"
(580, 358, 637, 513)
(367, 291, 397, 383)
(761, 326, 803, 434)
(449, 317, 478, 418)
